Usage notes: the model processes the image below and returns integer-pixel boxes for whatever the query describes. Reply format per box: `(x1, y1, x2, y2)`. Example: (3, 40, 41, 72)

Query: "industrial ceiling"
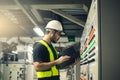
(0, 0, 91, 45)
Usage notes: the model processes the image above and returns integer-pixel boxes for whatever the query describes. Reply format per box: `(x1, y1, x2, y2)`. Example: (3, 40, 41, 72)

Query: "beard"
(50, 36, 57, 43)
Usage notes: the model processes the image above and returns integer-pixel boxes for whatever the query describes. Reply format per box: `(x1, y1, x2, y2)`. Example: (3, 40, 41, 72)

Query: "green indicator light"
(88, 40, 96, 50)
(81, 40, 96, 58)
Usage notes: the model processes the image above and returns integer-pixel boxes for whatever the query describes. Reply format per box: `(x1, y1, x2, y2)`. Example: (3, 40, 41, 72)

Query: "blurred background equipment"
(0, 41, 36, 80)
(0, 42, 18, 61)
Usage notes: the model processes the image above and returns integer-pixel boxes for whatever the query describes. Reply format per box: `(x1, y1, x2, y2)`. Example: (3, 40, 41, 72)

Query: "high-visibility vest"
(36, 40, 59, 78)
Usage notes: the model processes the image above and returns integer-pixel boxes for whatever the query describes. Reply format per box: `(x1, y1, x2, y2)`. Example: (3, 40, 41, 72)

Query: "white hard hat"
(45, 20, 63, 32)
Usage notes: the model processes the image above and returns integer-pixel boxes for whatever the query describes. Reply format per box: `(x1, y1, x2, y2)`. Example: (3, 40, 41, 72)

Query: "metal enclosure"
(80, 0, 120, 80)
(80, 0, 98, 79)
(0, 42, 36, 80)
(0, 63, 35, 80)
(99, 0, 120, 80)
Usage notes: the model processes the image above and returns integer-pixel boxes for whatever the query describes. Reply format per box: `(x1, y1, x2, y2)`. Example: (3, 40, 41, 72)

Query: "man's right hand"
(55, 56, 70, 64)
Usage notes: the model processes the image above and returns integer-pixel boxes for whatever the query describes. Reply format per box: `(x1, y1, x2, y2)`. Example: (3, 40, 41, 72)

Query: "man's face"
(50, 30, 61, 43)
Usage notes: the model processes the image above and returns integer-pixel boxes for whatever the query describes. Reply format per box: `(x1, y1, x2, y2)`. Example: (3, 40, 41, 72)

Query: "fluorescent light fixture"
(33, 27, 44, 36)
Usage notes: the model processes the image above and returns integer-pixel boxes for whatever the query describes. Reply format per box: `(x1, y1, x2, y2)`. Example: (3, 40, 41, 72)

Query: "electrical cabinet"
(0, 63, 36, 80)
(1, 63, 25, 80)
(80, 0, 120, 80)
(80, 0, 98, 80)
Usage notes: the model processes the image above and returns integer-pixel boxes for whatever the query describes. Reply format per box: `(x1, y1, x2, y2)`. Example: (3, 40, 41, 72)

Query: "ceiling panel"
(0, 0, 92, 38)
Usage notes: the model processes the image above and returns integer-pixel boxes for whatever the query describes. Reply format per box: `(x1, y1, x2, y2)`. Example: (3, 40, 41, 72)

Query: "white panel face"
(26, 65, 36, 80)
(80, 0, 98, 80)
(2, 64, 25, 80)
(0, 64, 3, 80)
(80, 64, 89, 80)
(1, 63, 35, 80)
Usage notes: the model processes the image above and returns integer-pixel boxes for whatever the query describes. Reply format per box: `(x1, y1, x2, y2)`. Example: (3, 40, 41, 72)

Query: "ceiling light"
(33, 27, 44, 36)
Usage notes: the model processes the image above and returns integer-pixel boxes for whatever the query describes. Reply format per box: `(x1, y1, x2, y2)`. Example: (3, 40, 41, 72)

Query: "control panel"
(2, 63, 25, 80)
(80, 0, 98, 80)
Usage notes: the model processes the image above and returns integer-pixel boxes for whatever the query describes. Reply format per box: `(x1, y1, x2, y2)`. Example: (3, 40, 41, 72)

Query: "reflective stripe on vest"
(37, 40, 59, 78)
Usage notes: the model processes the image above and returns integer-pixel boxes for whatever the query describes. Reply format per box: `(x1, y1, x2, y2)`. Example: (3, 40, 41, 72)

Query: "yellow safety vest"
(36, 40, 59, 78)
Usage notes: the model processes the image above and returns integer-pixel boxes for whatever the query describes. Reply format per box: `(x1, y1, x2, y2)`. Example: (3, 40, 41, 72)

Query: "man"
(33, 20, 79, 80)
